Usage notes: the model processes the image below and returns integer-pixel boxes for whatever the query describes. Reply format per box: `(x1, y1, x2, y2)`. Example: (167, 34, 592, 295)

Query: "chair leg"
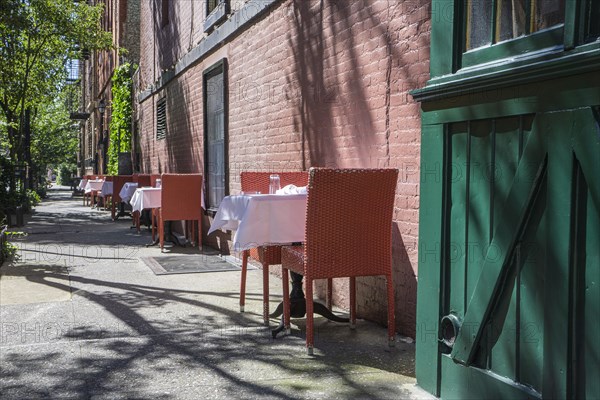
(151, 209, 157, 242)
(386, 274, 396, 347)
(262, 261, 270, 326)
(111, 199, 116, 220)
(326, 278, 333, 310)
(159, 214, 164, 252)
(306, 277, 314, 355)
(282, 268, 290, 334)
(240, 250, 249, 312)
(136, 211, 141, 233)
(350, 277, 356, 329)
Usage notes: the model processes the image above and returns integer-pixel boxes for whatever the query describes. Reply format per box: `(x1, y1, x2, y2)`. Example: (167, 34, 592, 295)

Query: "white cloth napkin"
(276, 184, 307, 195)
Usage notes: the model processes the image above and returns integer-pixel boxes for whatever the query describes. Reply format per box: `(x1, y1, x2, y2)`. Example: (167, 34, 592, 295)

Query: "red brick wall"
(138, 0, 430, 338)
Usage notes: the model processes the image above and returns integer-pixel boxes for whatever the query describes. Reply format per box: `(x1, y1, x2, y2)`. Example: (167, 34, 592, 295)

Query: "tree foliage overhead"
(31, 88, 79, 169)
(0, 0, 111, 162)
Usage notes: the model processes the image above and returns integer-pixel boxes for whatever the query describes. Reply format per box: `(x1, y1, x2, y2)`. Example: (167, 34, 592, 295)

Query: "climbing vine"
(108, 63, 136, 175)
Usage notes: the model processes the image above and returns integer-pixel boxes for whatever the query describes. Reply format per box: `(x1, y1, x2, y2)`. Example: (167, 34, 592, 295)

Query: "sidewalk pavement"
(0, 186, 434, 400)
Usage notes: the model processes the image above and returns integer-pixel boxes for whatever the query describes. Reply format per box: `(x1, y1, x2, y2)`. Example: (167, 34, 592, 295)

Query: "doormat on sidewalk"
(141, 255, 247, 275)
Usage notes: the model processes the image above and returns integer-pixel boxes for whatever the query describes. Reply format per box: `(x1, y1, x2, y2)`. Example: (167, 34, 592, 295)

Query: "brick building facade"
(137, 0, 430, 337)
(78, 0, 140, 176)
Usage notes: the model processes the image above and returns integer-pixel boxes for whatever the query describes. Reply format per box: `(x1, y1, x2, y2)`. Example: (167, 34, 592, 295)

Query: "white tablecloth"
(130, 187, 162, 213)
(208, 194, 307, 251)
(99, 181, 113, 197)
(78, 179, 88, 191)
(84, 180, 104, 194)
(119, 182, 138, 202)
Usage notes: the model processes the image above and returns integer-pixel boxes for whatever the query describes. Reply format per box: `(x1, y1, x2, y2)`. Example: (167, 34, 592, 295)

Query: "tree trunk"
(23, 108, 32, 190)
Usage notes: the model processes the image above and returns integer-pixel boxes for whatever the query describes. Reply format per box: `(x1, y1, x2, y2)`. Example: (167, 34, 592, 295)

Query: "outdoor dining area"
(76, 168, 399, 355)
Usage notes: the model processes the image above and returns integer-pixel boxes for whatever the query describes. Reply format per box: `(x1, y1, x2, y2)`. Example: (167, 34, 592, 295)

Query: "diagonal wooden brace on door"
(450, 120, 548, 366)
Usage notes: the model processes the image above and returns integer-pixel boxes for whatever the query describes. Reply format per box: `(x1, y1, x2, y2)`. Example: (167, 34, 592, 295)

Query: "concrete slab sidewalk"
(0, 186, 434, 400)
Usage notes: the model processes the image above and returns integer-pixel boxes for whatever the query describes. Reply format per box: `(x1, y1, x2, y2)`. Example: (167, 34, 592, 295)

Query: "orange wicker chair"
(111, 175, 133, 220)
(156, 173, 203, 252)
(281, 168, 399, 355)
(239, 171, 309, 324)
(132, 174, 152, 232)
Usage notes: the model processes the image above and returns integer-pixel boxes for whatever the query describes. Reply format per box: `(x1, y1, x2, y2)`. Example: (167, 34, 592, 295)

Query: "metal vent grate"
(156, 98, 167, 140)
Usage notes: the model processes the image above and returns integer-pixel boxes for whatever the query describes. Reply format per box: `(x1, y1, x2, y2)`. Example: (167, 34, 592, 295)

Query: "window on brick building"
(203, 60, 228, 211)
(453, 0, 599, 69)
(156, 98, 167, 140)
(161, 0, 169, 28)
(465, 0, 566, 51)
(204, 0, 229, 33)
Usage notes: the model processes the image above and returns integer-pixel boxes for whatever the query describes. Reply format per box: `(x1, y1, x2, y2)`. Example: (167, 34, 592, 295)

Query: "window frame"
(417, 0, 600, 94)
(443, 0, 598, 74)
(202, 59, 229, 213)
(204, 0, 230, 33)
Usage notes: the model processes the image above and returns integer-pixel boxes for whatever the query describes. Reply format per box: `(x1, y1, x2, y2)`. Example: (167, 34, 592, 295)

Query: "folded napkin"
(276, 184, 307, 195)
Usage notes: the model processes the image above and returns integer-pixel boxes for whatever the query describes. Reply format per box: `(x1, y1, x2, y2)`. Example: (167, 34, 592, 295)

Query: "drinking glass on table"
(269, 174, 280, 194)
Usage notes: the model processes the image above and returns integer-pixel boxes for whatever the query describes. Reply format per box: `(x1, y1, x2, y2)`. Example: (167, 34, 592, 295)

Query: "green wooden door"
(420, 108, 599, 399)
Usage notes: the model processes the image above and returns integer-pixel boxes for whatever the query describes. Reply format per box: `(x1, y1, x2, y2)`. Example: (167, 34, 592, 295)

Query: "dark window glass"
(466, 0, 565, 50)
(534, 0, 565, 31)
(497, 0, 527, 42)
(207, 0, 218, 15)
(585, 0, 600, 41)
(205, 67, 226, 209)
(156, 98, 167, 140)
(466, 0, 493, 50)
(161, 0, 169, 28)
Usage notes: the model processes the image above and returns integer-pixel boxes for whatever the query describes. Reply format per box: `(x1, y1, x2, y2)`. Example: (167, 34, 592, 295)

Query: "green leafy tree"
(31, 88, 79, 172)
(108, 63, 135, 175)
(0, 0, 111, 190)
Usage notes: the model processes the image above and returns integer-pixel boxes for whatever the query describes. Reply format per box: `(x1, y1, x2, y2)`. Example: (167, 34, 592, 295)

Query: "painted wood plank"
(439, 355, 541, 400)
(415, 124, 446, 396)
(542, 112, 574, 399)
(450, 118, 547, 365)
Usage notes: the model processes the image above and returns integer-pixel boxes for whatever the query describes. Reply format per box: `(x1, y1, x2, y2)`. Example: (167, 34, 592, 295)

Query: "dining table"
(207, 193, 307, 251)
(208, 191, 347, 335)
(119, 182, 139, 203)
(84, 179, 104, 194)
(100, 181, 113, 197)
(129, 187, 162, 213)
(77, 179, 88, 191)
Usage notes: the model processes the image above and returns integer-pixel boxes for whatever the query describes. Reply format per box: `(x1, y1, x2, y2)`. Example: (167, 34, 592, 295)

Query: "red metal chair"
(156, 174, 203, 252)
(239, 171, 309, 324)
(280, 168, 399, 355)
(111, 175, 133, 220)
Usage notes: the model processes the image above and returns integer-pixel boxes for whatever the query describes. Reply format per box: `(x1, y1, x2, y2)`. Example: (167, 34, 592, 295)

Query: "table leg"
(271, 271, 349, 338)
(114, 202, 131, 221)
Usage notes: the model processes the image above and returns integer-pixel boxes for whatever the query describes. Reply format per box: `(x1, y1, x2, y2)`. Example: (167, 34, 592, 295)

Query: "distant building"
(76, 0, 140, 176)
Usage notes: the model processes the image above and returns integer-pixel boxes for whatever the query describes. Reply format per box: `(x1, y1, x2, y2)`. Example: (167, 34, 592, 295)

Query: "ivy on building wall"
(107, 63, 136, 175)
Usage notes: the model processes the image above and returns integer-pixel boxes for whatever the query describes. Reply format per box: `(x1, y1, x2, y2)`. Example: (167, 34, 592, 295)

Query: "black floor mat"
(141, 255, 244, 275)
